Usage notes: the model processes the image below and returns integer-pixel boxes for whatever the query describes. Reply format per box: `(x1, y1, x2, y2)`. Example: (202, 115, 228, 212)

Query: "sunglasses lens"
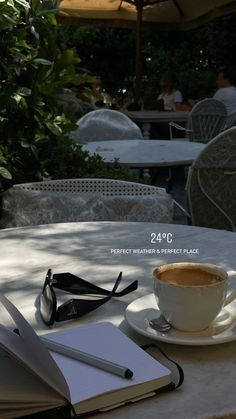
(39, 284, 56, 326)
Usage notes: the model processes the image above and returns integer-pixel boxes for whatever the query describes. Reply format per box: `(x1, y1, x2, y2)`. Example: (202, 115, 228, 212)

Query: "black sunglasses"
(39, 269, 138, 326)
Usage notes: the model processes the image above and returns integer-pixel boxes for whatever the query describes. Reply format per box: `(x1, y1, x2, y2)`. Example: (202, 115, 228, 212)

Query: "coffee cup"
(153, 262, 236, 332)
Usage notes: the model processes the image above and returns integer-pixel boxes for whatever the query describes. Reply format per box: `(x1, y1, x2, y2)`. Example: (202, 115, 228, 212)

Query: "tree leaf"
(17, 87, 32, 96)
(45, 121, 62, 136)
(0, 166, 12, 180)
(21, 139, 31, 148)
(14, 0, 30, 10)
(33, 58, 52, 66)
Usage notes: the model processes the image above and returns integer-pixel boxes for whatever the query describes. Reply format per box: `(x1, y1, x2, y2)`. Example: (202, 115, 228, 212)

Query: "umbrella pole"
(134, 2, 143, 105)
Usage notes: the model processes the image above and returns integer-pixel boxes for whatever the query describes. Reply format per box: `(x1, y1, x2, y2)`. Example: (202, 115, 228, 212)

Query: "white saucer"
(125, 294, 236, 346)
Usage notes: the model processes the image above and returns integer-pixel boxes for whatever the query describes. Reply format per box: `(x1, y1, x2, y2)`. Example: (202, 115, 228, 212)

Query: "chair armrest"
(169, 121, 189, 131)
(168, 121, 192, 140)
(173, 199, 190, 218)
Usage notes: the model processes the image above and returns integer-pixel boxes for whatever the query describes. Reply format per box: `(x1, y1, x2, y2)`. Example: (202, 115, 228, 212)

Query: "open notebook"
(0, 294, 172, 418)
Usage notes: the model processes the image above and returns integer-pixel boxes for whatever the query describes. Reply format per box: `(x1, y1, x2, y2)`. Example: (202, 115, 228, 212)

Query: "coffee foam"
(156, 267, 223, 286)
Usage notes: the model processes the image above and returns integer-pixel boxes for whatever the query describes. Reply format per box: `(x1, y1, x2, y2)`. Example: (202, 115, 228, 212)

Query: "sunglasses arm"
(52, 273, 112, 295)
(52, 272, 138, 297)
(111, 272, 138, 296)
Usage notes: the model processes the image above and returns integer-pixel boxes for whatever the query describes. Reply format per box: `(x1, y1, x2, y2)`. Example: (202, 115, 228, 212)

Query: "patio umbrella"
(59, 0, 236, 101)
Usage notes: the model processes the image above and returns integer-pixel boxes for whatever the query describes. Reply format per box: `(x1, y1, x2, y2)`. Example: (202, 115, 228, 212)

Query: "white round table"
(83, 140, 205, 168)
(124, 111, 189, 123)
(124, 111, 189, 139)
(1, 221, 236, 419)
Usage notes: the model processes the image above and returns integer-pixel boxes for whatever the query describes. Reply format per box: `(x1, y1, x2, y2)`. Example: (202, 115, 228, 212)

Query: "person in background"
(92, 77, 114, 108)
(157, 72, 183, 111)
(213, 66, 236, 113)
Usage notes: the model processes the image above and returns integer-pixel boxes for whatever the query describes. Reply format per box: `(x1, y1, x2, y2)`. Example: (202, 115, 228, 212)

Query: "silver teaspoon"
(149, 315, 172, 332)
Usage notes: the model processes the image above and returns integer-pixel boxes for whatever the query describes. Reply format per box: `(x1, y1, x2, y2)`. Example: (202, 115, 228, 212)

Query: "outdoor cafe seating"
(1, 130, 236, 419)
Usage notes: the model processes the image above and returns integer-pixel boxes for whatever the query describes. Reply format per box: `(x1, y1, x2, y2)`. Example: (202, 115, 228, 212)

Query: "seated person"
(157, 72, 183, 111)
(91, 77, 114, 108)
(213, 66, 236, 113)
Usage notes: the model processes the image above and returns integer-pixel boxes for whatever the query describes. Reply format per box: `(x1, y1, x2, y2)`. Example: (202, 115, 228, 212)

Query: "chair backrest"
(223, 109, 236, 130)
(188, 98, 227, 143)
(0, 179, 173, 227)
(187, 126, 236, 231)
(13, 178, 161, 195)
(72, 109, 143, 143)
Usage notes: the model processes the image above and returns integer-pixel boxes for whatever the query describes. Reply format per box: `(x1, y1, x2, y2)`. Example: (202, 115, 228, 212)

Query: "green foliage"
(58, 14, 236, 104)
(56, 26, 136, 98)
(141, 16, 236, 100)
(142, 28, 217, 101)
(0, 0, 137, 192)
(36, 136, 139, 182)
(0, 147, 12, 180)
(0, 0, 75, 189)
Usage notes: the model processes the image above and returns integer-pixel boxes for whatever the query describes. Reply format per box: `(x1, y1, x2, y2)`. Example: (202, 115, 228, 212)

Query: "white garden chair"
(72, 109, 143, 143)
(169, 98, 227, 143)
(187, 127, 236, 231)
(1, 178, 174, 227)
(223, 109, 236, 130)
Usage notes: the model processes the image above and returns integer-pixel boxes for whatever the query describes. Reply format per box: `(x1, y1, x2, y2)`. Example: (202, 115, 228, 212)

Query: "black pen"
(41, 337, 134, 379)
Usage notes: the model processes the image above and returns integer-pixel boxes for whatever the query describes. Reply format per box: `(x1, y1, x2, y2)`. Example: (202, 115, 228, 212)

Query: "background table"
(124, 111, 189, 138)
(1, 221, 236, 419)
(83, 140, 205, 168)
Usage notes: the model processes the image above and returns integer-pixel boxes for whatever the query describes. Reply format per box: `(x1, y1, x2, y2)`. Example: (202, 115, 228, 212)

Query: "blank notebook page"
(43, 322, 171, 405)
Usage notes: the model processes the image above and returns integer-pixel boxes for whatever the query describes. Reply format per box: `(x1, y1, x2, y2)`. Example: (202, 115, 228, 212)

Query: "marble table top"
(83, 139, 205, 168)
(124, 110, 189, 123)
(1, 221, 236, 419)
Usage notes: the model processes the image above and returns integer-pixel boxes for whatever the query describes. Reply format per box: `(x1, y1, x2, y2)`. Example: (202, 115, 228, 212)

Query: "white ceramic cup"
(153, 262, 236, 332)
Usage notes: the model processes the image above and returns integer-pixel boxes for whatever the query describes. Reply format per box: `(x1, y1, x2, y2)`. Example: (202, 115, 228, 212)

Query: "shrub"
(0, 0, 138, 192)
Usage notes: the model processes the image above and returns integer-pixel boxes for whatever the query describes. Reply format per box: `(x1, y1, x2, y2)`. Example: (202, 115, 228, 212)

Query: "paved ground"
(152, 166, 189, 225)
